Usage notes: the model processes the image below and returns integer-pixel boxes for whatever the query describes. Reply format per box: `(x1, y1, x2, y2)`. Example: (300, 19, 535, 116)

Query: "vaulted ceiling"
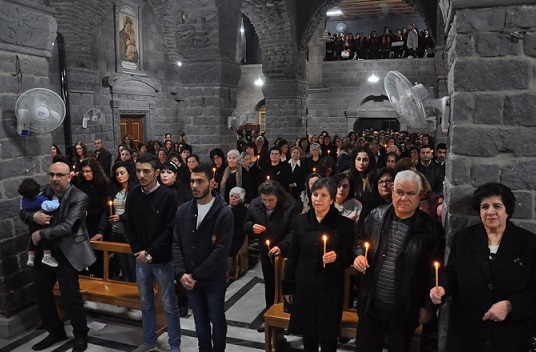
(331, 0, 416, 19)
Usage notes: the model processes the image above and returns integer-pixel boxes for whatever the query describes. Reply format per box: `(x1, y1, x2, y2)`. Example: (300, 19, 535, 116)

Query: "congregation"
(21, 126, 536, 352)
(325, 23, 435, 61)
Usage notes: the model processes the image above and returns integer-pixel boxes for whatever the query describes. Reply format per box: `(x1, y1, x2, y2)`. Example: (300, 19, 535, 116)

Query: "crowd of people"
(325, 23, 435, 61)
(19, 127, 536, 352)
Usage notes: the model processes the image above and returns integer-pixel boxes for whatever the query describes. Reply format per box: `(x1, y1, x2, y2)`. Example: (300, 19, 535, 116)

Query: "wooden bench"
(264, 257, 422, 352)
(263, 256, 359, 352)
(233, 235, 249, 280)
(53, 241, 167, 336)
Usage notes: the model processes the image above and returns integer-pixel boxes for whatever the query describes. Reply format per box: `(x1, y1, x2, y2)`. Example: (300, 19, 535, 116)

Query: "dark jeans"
(355, 301, 414, 352)
(187, 277, 227, 352)
(32, 249, 89, 338)
(111, 232, 136, 282)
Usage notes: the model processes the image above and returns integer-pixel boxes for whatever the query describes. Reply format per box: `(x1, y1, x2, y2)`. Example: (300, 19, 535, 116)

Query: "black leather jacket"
(354, 204, 445, 328)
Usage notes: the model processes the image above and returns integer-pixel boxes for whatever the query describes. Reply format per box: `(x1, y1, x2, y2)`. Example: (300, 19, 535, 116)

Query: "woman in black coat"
(282, 178, 354, 351)
(431, 183, 536, 352)
(77, 157, 111, 277)
(244, 180, 297, 332)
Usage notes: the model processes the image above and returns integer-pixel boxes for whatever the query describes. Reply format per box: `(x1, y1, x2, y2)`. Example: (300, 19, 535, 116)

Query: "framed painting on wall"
(115, 2, 144, 75)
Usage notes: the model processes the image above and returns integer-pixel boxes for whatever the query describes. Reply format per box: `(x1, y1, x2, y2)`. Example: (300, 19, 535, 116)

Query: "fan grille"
(16, 88, 66, 133)
(384, 71, 426, 128)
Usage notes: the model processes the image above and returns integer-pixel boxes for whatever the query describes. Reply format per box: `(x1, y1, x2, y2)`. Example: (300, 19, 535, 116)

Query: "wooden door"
(120, 115, 144, 145)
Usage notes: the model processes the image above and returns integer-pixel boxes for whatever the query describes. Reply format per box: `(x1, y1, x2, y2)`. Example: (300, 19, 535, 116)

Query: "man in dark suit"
(20, 162, 96, 352)
(92, 138, 112, 176)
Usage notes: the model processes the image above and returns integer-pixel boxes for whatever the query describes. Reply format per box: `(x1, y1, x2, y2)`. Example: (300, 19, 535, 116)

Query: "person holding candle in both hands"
(353, 170, 444, 352)
(244, 180, 298, 332)
(430, 183, 536, 352)
(282, 178, 354, 351)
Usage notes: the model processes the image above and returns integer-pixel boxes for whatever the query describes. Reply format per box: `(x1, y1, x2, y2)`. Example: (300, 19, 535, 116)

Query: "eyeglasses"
(378, 179, 393, 185)
(261, 197, 277, 204)
(47, 172, 68, 178)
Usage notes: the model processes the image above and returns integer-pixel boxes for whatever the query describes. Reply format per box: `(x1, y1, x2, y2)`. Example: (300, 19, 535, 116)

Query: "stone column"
(440, 2, 536, 350)
(307, 21, 327, 89)
(0, 0, 57, 338)
(262, 79, 309, 142)
(174, 59, 242, 159)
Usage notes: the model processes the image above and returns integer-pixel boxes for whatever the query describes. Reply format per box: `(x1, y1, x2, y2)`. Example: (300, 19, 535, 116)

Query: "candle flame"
(266, 176, 270, 180)
(313, 168, 316, 173)
(364, 242, 369, 249)
(266, 240, 270, 246)
(212, 167, 216, 172)
(322, 235, 327, 242)
(108, 200, 113, 206)
(434, 261, 440, 269)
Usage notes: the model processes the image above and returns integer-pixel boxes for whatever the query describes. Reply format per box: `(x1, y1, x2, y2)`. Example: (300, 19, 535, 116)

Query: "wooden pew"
(233, 235, 249, 280)
(263, 257, 359, 352)
(53, 241, 167, 336)
(264, 258, 422, 352)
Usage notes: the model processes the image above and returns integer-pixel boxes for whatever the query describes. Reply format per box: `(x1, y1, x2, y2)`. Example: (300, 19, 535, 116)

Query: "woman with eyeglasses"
(244, 180, 298, 332)
(282, 178, 354, 352)
(77, 157, 111, 278)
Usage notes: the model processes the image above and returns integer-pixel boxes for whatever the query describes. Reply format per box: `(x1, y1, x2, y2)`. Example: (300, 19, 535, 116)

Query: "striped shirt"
(375, 217, 411, 305)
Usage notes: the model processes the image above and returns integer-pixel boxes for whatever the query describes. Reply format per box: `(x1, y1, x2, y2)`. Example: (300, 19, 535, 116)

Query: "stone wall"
(0, 0, 56, 333)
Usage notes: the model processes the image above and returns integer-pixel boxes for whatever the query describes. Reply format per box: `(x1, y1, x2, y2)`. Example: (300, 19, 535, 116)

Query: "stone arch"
(49, 0, 110, 69)
(241, 0, 305, 80)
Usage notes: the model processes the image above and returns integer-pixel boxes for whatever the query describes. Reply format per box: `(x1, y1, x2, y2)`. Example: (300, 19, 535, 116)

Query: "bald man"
(20, 162, 96, 352)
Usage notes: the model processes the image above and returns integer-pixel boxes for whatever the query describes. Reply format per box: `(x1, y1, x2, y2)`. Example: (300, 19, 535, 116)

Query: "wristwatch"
(145, 251, 153, 262)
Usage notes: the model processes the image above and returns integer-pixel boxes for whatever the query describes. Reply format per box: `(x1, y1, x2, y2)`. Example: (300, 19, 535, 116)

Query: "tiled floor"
(0, 262, 357, 352)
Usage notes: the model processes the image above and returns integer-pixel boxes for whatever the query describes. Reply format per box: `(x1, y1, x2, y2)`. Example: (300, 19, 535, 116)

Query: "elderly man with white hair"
(352, 170, 445, 352)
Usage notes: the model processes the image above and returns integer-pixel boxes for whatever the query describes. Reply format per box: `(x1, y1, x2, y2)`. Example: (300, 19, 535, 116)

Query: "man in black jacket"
(92, 138, 112, 176)
(125, 154, 181, 352)
(173, 164, 233, 352)
(352, 170, 444, 352)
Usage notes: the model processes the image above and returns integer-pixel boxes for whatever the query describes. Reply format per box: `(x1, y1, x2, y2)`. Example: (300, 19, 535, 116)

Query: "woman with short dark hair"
(244, 180, 298, 332)
(431, 183, 536, 352)
(283, 178, 354, 351)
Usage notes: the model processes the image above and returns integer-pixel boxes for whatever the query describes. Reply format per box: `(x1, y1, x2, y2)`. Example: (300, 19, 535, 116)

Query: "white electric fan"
(15, 88, 66, 136)
(82, 108, 105, 128)
(384, 71, 450, 134)
(228, 106, 254, 130)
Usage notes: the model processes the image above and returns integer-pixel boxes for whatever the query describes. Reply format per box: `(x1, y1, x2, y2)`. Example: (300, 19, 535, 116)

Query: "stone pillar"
(174, 59, 242, 159)
(0, 0, 57, 338)
(440, 2, 536, 350)
(307, 21, 326, 89)
(263, 79, 309, 142)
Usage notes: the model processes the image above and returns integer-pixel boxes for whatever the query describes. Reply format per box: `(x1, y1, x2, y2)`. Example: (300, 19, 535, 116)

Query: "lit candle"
(266, 239, 270, 251)
(266, 175, 270, 181)
(108, 200, 113, 217)
(434, 261, 440, 292)
(212, 167, 216, 179)
(364, 242, 369, 260)
(322, 235, 328, 268)
(72, 165, 76, 172)
(327, 150, 331, 155)
(313, 167, 316, 173)
(257, 154, 260, 165)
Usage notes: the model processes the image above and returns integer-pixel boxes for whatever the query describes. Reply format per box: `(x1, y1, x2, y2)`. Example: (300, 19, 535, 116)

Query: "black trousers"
(260, 254, 275, 309)
(32, 249, 89, 338)
(303, 335, 338, 352)
(355, 301, 414, 352)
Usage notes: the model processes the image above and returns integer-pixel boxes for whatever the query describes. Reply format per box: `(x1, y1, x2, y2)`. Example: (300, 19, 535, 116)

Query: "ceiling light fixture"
(254, 77, 264, 86)
(326, 8, 343, 16)
(177, 61, 183, 66)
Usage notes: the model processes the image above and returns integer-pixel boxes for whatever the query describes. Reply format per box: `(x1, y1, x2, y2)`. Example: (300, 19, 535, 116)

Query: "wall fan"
(82, 108, 105, 128)
(384, 71, 450, 134)
(15, 88, 66, 136)
(228, 106, 254, 130)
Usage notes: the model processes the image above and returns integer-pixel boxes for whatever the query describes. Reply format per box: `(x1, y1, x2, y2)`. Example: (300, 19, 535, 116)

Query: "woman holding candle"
(243, 180, 298, 332)
(282, 178, 354, 351)
(108, 161, 138, 282)
(430, 183, 536, 352)
(220, 149, 253, 204)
